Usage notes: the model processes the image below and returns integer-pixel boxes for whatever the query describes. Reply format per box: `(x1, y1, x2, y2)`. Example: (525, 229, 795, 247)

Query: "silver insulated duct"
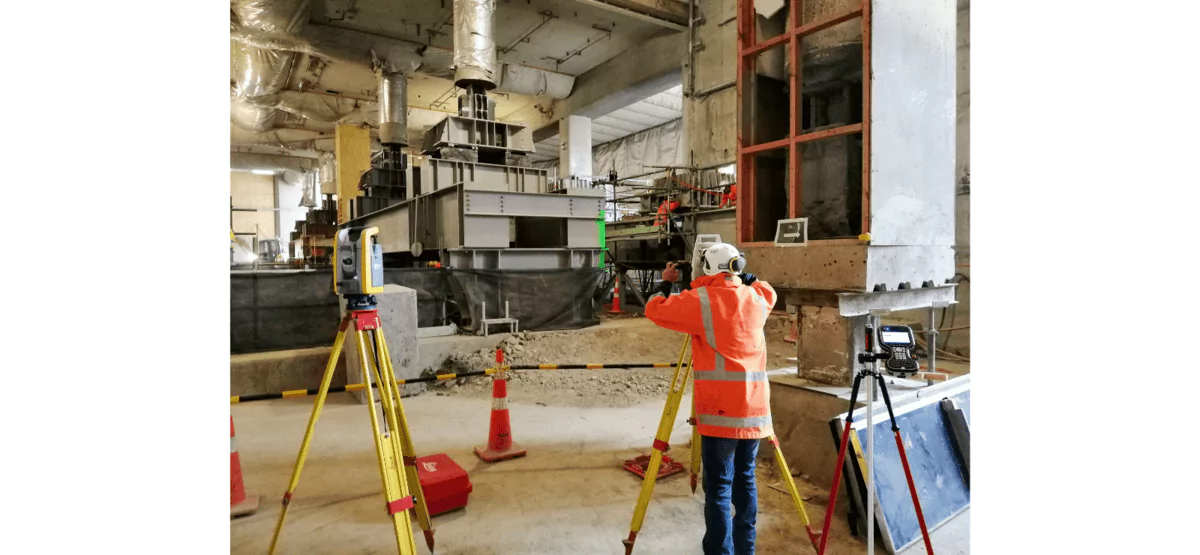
(378, 71, 408, 146)
(453, 0, 498, 89)
(230, 0, 310, 131)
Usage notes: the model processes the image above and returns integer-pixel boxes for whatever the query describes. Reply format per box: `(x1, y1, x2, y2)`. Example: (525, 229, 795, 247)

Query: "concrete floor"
(232, 392, 967, 554)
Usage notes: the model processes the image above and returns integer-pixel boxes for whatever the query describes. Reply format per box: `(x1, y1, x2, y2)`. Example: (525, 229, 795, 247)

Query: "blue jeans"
(701, 436, 759, 555)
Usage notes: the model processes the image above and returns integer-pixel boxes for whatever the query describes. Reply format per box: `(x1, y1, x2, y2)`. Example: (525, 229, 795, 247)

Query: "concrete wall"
(684, 0, 738, 168)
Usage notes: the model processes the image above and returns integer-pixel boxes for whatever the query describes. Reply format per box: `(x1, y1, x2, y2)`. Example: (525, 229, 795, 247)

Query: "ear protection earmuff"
(729, 254, 746, 273)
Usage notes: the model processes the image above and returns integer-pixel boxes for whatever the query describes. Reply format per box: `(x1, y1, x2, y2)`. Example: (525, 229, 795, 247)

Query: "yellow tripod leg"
(689, 396, 701, 495)
(269, 317, 350, 555)
(623, 336, 693, 555)
(357, 329, 419, 555)
(373, 329, 436, 552)
(768, 435, 821, 552)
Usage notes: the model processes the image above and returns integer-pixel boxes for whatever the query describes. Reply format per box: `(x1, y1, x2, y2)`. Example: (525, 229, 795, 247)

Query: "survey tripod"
(817, 320, 934, 555)
(622, 335, 821, 554)
(269, 227, 435, 555)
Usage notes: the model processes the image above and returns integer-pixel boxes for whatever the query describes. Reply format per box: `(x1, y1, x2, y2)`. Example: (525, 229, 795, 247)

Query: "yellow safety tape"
(282, 389, 308, 398)
(436, 373, 457, 381)
(485, 368, 498, 375)
(849, 430, 867, 471)
(397, 379, 407, 385)
(346, 383, 366, 391)
(653, 363, 671, 368)
(586, 364, 603, 369)
(230, 396, 240, 404)
(539, 364, 558, 369)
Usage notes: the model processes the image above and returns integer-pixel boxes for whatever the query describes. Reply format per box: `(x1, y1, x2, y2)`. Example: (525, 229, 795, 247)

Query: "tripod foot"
(622, 531, 637, 555)
(423, 529, 435, 553)
(805, 526, 821, 553)
(690, 474, 698, 494)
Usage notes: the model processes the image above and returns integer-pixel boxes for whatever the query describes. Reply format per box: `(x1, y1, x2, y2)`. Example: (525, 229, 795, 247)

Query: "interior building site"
(228, 0, 969, 553)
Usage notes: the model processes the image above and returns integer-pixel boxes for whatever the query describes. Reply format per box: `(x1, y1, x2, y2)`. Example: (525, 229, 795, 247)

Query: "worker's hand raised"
(662, 262, 680, 283)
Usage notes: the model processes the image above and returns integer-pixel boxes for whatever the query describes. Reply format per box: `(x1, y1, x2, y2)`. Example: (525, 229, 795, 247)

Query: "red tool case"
(416, 453, 473, 516)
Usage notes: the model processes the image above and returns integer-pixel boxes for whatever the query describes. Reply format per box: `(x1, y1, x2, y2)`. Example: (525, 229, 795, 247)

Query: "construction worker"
(644, 243, 775, 555)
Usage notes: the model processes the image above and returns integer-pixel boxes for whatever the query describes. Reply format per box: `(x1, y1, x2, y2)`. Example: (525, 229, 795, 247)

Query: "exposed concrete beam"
(506, 31, 684, 143)
(573, 0, 689, 30)
(231, 144, 322, 159)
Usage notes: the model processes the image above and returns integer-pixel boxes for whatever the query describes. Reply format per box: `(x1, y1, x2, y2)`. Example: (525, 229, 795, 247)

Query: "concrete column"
(558, 115, 593, 183)
(787, 291, 864, 386)
(339, 284, 421, 403)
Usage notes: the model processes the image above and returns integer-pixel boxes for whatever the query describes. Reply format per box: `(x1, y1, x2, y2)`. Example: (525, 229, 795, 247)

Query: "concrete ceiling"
(314, 0, 669, 76)
(233, 0, 684, 152)
(531, 84, 682, 161)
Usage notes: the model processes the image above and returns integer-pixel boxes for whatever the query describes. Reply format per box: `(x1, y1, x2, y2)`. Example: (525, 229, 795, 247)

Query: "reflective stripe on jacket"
(644, 273, 777, 439)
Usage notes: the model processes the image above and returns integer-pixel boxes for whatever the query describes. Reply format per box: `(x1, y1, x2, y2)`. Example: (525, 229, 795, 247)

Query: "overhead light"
(251, 169, 276, 175)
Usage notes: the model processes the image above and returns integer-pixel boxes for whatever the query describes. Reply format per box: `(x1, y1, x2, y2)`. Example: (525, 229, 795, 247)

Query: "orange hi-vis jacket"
(644, 273, 776, 439)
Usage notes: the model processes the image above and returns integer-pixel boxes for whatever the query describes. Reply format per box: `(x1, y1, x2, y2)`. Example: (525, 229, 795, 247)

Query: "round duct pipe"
(378, 71, 408, 146)
(452, 0, 498, 89)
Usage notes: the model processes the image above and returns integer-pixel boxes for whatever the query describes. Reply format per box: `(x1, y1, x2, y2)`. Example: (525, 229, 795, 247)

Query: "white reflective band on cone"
(231, 437, 238, 454)
(492, 396, 508, 411)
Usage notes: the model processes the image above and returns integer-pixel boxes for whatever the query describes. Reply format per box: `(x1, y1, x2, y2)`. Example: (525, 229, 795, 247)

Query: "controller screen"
(880, 331, 911, 345)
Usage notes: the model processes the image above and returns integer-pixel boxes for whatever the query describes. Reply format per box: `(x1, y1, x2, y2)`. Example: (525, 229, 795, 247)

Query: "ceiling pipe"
(377, 71, 408, 146)
(231, 19, 574, 99)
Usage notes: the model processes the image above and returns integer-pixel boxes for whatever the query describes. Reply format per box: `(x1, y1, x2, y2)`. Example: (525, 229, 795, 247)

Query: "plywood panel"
(335, 124, 371, 224)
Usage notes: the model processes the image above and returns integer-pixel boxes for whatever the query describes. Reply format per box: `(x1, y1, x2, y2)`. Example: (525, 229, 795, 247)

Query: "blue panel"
(856, 390, 970, 552)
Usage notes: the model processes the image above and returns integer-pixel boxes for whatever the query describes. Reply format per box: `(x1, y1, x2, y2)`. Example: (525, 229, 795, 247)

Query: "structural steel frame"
(736, 0, 872, 245)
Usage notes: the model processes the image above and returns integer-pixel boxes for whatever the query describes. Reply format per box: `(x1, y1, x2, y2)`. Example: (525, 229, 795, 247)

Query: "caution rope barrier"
(230, 363, 674, 404)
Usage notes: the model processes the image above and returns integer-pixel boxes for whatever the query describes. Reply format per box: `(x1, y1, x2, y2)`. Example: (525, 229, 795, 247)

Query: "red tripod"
(817, 367, 935, 555)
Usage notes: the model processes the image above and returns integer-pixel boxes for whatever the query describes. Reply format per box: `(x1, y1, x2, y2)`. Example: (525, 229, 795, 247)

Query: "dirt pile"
(433, 314, 797, 409)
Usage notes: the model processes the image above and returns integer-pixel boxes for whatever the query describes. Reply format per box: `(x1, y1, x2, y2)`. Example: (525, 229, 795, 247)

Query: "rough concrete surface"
(231, 316, 968, 554)
(339, 285, 420, 403)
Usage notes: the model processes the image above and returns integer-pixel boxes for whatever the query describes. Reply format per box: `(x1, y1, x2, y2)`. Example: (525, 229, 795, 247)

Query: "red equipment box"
(416, 454, 473, 516)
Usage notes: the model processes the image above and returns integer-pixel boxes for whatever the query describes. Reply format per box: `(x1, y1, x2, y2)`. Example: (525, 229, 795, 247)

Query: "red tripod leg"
(878, 378, 935, 555)
(817, 372, 863, 555)
(894, 431, 934, 555)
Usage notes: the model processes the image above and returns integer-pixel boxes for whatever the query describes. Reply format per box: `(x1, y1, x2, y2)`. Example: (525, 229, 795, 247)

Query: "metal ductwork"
(453, 0, 498, 90)
(230, 18, 573, 100)
(377, 71, 408, 146)
(230, 0, 310, 132)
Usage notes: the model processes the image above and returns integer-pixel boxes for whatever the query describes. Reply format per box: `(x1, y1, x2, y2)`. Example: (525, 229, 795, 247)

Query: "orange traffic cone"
(784, 313, 798, 344)
(474, 349, 527, 463)
(608, 274, 623, 314)
(231, 416, 260, 517)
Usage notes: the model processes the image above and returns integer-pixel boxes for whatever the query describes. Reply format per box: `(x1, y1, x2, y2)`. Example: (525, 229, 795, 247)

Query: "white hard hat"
(701, 242, 746, 276)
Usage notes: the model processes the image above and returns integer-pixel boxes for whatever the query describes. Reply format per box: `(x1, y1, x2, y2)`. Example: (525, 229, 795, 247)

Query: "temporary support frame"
(736, 0, 872, 245)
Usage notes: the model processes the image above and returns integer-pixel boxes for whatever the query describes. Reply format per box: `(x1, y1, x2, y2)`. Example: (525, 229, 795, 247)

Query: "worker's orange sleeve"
(750, 280, 777, 309)
(644, 288, 705, 336)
